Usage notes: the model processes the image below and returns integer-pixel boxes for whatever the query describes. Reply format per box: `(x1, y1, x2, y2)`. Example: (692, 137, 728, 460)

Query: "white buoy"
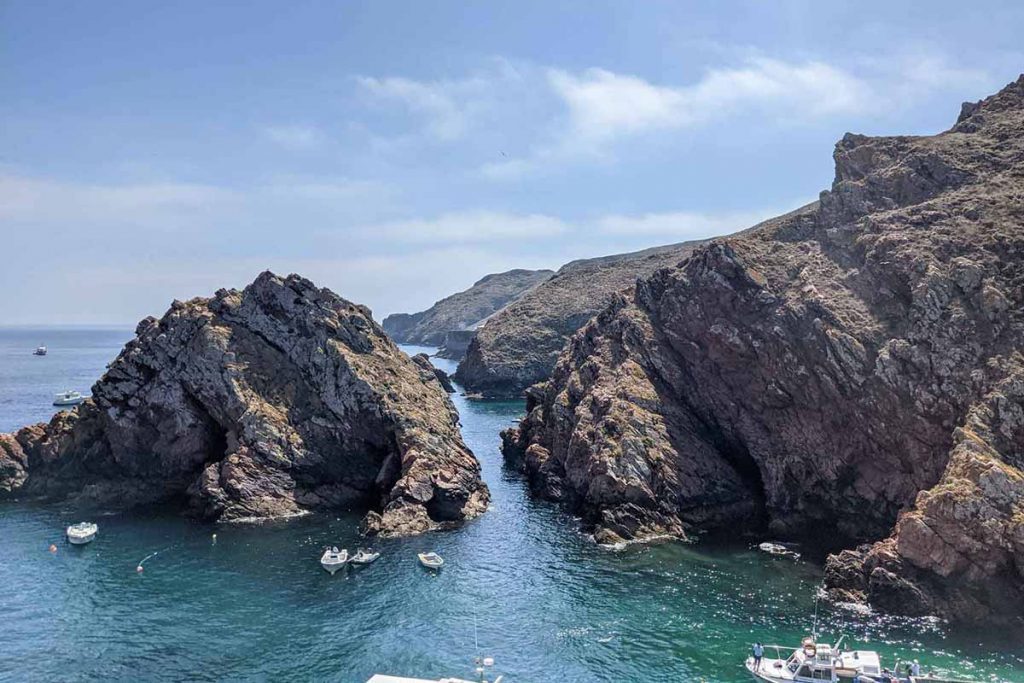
(136, 550, 160, 573)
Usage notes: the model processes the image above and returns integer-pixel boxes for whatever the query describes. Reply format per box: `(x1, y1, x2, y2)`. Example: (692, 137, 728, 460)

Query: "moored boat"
(53, 390, 86, 406)
(417, 552, 443, 569)
(320, 547, 349, 574)
(350, 548, 380, 565)
(745, 636, 976, 682)
(66, 522, 98, 545)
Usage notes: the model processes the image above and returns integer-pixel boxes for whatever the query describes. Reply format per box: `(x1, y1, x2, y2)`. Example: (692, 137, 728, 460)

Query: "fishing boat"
(417, 552, 443, 569)
(66, 522, 98, 545)
(320, 547, 349, 574)
(350, 548, 380, 565)
(53, 390, 86, 406)
(33, 345, 47, 356)
(745, 636, 975, 682)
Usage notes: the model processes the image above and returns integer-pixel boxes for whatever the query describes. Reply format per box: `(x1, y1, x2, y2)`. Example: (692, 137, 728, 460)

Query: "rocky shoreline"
(0, 272, 489, 537)
(501, 76, 1024, 629)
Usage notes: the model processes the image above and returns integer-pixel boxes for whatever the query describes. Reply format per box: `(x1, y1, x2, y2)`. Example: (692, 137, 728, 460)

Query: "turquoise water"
(1, 331, 1022, 682)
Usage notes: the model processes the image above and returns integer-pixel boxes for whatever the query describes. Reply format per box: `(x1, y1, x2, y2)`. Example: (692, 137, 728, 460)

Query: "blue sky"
(2, 1, 1021, 325)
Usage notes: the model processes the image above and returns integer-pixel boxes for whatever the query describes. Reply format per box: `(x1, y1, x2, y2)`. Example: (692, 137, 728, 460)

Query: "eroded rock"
(0, 272, 489, 536)
(502, 76, 1024, 628)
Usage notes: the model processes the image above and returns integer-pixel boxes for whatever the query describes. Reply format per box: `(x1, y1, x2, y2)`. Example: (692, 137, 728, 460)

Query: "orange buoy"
(49, 544, 58, 553)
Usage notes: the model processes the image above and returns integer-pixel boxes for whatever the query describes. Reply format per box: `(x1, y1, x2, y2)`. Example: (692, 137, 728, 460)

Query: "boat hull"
(321, 562, 345, 574)
(67, 532, 96, 545)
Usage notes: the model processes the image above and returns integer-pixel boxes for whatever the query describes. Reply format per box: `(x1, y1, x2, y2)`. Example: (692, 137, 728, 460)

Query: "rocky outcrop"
(382, 268, 553, 351)
(454, 243, 705, 397)
(412, 353, 455, 393)
(501, 76, 1024, 628)
(436, 330, 475, 361)
(0, 272, 489, 536)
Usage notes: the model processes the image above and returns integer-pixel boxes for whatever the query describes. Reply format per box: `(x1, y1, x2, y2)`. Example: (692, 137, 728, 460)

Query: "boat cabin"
(778, 644, 882, 682)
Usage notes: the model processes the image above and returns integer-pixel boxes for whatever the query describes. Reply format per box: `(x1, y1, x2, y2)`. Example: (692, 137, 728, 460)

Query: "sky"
(1, 1, 1022, 325)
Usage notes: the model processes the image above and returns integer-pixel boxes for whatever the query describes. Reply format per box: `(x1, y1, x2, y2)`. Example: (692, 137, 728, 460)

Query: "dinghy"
(66, 522, 98, 545)
(320, 547, 349, 574)
(418, 552, 443, 569)
(350, 549, 380, 565)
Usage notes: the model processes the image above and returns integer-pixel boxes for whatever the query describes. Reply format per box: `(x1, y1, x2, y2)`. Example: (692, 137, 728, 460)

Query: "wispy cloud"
(262, 124, 325, 150)
(356, 73, 493, 141)
(596, 207, 785, 239)
(362, 210, 569, 243)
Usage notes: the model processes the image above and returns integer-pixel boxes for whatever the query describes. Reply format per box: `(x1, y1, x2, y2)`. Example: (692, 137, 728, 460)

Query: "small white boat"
(350, 549, 380, 565)
(320, 546, 349, 574)
(418, 552, 444, 569)
(66, 522, 98, 545)
(33, 345, 47, 356)
(759, 542, 801, 559)
(53, 390, 86, 407)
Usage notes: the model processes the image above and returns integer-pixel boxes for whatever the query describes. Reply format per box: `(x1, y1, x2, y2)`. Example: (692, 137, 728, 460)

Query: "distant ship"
(33, 345, 47, 356)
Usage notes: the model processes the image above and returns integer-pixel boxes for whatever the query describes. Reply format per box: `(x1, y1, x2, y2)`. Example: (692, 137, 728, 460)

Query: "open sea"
(1, 328, 1022, 682)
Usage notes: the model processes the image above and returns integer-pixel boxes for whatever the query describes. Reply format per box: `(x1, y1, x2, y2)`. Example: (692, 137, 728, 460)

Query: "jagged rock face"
(502, 76, 1024, 627)
(455, 243, 702, 397)
(0, 272, 489, 536)
(382, 268, 553, 349)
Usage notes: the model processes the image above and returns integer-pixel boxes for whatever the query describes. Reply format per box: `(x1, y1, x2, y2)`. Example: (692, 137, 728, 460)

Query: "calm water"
(1, 331, 1022, 682)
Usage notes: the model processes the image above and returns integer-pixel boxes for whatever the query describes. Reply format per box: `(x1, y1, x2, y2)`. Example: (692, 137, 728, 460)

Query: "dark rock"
(501, 75, 1024, 628)
(454, 241, 710, 398)
(0, 271, 489, 536)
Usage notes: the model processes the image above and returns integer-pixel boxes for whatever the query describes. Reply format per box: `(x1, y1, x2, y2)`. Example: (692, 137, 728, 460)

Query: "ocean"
(1, 329, 1022, 682)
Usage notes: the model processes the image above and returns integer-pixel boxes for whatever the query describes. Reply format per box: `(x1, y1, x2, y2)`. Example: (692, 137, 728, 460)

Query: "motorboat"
(33, 345, 47, 356)
(66, 522, 98, 545)
(745, 636, 975, 682)
(758, 542, 801, 559)
(417, 552, 444, 569)
(350, 549, 380, 565)
(53, 390, 86, 407)
(320, 547, 349, 574)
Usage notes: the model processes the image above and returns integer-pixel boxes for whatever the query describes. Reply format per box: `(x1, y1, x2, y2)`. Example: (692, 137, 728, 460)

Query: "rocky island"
(454, 242, 704, 397)
(382, 268, 552, 358)
(501, 76, 1024, 628)
(0, 272, 489, 536)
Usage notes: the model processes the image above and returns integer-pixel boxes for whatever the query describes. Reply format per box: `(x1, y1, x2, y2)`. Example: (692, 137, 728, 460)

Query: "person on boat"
(752, 642, 764, 670)
(911, 660, 920, 676)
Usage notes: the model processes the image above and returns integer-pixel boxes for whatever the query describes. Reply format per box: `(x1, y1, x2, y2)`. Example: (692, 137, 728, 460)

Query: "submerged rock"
(0, 272, 489, 536)
(502, 76, 1024, 627)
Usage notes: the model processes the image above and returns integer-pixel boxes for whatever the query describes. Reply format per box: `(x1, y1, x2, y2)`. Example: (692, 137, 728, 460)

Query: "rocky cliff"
(501, 76, 1024, 628)
(454, 243, 703, 397)
(382, 268, 553, 350)
(0, 272, 489, 536)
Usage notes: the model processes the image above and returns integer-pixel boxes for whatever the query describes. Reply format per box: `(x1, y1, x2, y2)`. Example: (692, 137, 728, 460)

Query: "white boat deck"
(366, 676, 477, 683)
